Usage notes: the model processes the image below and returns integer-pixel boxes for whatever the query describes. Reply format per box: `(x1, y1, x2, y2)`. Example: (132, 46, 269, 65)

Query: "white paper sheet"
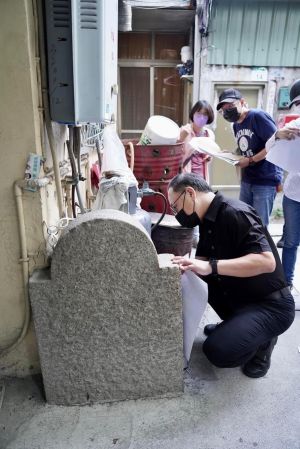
(181, 271, 208, 367)
(266, 137, 300, 173)
(189, 137, 242, 166)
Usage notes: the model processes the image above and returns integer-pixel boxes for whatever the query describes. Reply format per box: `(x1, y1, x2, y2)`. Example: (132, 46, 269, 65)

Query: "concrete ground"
(1, 224, 300, 449)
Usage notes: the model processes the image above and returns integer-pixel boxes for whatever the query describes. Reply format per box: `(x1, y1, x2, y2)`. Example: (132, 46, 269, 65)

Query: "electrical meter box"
(278, 87, 290, 109)
(44, 0, 118, 124)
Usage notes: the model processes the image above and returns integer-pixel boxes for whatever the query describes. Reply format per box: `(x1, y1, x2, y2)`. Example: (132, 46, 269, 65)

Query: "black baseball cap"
(289, 79, 300, 108)
(216, 88, 242, 110)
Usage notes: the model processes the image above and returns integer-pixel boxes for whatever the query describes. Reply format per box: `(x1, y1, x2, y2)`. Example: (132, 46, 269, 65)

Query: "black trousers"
(202, 288, 295, 368)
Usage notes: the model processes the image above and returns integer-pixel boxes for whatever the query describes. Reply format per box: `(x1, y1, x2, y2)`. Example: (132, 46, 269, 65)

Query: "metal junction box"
(44, 0, 118, 124)
(278, 87, 290, 110)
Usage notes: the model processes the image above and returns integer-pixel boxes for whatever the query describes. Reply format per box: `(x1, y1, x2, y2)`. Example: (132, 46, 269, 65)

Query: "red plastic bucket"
(123, 139, 183, 181)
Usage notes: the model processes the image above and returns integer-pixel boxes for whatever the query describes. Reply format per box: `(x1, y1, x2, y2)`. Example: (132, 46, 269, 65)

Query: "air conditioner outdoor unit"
(44, 0, 118, 125)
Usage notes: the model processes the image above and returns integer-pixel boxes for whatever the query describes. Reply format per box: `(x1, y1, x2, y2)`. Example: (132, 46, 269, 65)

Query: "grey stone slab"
(29, 209, 183, 405)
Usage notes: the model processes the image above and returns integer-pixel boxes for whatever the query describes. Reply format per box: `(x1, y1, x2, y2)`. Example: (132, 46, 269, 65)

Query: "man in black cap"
(217, 88, 283, 227)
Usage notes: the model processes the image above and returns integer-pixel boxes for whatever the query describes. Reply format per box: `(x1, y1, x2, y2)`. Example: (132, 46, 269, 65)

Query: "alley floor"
(1, 224, 300, 449)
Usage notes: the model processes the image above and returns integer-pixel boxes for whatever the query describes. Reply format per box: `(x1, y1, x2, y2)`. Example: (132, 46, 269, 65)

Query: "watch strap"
(209, 258, 218, 276)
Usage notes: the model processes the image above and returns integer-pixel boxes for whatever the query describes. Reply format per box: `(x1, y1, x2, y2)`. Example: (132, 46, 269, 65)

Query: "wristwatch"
(248, 156, 256, 166)
(209, 258, 219, 276)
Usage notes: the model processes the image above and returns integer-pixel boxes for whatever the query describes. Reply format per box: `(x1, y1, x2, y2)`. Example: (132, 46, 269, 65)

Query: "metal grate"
(81, 124, 104, 149)
(52, 0, 71, 28)
(80, 0, 98, 29)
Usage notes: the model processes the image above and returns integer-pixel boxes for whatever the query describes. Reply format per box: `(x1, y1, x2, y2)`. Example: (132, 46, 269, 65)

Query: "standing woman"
(179, 100, 215, 246)
(179, 100, 215, 181)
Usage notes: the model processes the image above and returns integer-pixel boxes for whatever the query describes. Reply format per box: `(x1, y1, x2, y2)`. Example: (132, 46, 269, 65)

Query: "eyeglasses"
(170, 190, 186, 215)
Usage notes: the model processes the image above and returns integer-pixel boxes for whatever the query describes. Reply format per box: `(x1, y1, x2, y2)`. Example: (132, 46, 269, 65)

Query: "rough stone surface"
(29, 209, 183, 405)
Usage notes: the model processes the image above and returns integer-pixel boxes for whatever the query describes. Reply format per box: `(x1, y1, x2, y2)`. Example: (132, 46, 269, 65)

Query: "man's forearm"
(172, 252, 276, 277)
(238, 148, 267, 167)
(216, 252, 276, 277)
(266, 119, 300, 153)
(251, 148, 267, 162)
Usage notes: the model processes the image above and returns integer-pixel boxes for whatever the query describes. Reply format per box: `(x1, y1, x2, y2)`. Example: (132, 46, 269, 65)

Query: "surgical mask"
(193, 113, 208, 128)
(223, 107, 241, 123)
(175, 209, 200, 228)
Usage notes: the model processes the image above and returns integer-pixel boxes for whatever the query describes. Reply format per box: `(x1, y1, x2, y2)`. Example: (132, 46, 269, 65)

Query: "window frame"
(118, 32, 187, 136)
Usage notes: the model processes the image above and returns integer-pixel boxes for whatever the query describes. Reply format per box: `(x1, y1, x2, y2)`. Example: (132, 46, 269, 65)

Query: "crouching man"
(168, 173, 295, 378)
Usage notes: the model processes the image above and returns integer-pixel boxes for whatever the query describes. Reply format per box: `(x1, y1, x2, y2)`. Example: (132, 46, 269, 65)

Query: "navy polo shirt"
(196, 193, 287, 318)
(233, 109, 283, 186)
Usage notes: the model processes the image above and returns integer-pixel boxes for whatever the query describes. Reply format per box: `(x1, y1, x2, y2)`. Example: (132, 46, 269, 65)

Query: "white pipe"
(17, 177, 52, 190)
(45, 116, 65, 218)
(0, 182, 30, 357)
(0, 177, 51, 357)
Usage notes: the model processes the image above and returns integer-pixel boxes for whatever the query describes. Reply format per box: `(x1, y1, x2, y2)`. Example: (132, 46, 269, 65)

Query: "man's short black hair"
(189, 100, 214, 124)
(169, 173, 212, 193)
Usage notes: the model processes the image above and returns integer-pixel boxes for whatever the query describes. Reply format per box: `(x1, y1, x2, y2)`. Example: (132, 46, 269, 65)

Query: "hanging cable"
(95, 138, 102, 173)
(67, 126, 86, 217)
(151, 192, 168, 233)
(74, 126, 85, 182)
(67, 128, 77, 218)
(73, 127, 86, 215)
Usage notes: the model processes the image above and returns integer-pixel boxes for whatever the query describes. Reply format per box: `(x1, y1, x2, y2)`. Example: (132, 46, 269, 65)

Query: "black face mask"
(223, 107, 241, 123)
(175, 209, 200, 228)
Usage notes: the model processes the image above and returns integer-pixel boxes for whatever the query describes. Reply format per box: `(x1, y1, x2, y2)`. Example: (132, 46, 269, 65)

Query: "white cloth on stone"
(93, 126, 138, 211)
(181, 271, 208, 367)
(93, 175, 135, 211)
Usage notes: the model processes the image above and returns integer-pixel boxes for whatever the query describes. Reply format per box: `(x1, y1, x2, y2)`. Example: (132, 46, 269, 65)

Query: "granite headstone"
(29, 209, 183, 405)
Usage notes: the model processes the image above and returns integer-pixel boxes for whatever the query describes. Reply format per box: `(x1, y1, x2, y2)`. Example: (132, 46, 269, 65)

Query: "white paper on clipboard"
(181, 271, 208, 367)
(266, 137, 300, 173)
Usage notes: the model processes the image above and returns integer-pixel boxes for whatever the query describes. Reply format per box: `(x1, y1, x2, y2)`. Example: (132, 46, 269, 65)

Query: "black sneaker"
(203, 323, 219, 336)
(242, 337, 278, 378)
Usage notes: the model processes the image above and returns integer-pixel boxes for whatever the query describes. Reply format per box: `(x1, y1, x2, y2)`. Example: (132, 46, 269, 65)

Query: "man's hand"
(172, 256, 212, 276)
(237, 156, 250, 168)
(275, 128, 300, 140)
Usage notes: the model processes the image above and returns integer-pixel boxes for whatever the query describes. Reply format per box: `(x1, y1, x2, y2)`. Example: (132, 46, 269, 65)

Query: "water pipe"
(0, 177, 51, 357)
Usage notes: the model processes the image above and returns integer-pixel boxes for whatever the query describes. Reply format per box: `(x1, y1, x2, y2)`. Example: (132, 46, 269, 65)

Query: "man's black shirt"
(195, 193, 287, 317)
